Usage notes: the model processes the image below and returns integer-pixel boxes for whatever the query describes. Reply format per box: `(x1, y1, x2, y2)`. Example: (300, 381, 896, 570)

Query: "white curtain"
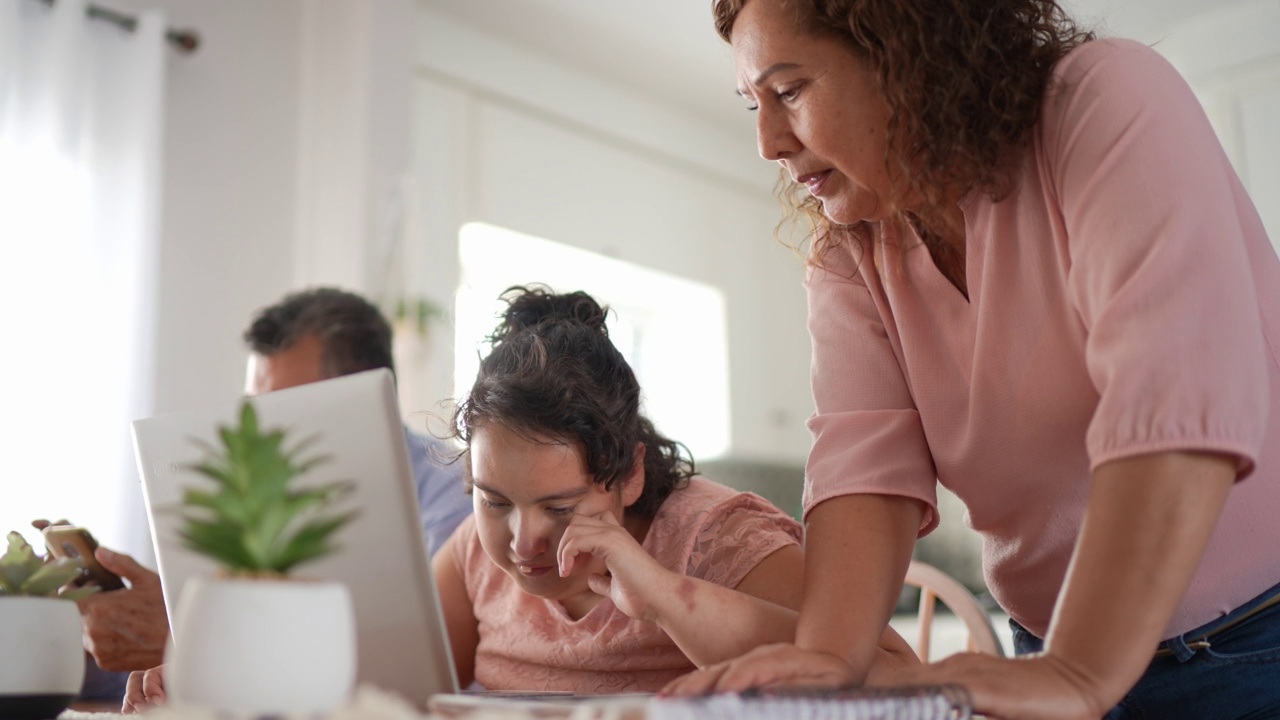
(0, 0, 165, 560)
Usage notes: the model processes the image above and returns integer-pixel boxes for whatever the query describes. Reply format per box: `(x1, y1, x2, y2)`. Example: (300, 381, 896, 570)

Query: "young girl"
(433, 286, 914, 693)
(121, 287, 914, 710)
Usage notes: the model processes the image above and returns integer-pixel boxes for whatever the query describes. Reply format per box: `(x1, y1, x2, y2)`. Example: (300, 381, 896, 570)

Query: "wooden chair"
(904, 560, 1005, 660)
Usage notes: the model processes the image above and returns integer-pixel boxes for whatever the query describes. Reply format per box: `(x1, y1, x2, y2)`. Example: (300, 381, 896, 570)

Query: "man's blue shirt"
(403, 428, 472, 556)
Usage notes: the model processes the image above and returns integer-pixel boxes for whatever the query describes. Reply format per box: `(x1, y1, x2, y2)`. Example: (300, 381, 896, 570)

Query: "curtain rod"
(34, 0, 200, 54)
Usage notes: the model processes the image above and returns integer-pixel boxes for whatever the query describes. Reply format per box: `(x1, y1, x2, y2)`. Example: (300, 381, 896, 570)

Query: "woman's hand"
(661, 643, 858, 696)
(660, 645, 1105, 720)
(122, 664, 166, 714)
(888, 652, 1106, 720)
(557, 511, 669, 621)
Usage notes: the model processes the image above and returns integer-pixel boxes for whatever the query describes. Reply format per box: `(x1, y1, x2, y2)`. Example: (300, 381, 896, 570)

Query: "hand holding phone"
(42, 525, 126, 591)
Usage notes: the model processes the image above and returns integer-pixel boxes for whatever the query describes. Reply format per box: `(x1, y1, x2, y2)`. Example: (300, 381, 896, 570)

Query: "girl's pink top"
(451, 477, 802, 692)
(805, 38, 1280, 639)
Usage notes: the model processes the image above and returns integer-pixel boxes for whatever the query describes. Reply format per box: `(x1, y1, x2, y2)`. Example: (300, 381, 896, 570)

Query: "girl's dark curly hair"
(713, 0, 1094, 263)
(453, 285, 694, 519)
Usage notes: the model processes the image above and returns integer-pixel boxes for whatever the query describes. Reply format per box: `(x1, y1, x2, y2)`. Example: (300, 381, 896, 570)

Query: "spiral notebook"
(649, 685, 971, 720)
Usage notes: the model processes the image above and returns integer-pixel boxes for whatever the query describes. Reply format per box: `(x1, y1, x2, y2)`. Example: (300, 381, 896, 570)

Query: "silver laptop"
(132, 369, 460, 707)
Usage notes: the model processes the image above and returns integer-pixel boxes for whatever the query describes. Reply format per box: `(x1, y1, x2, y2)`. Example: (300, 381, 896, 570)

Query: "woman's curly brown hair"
(453, 285, 694, 519)
(714, 0, 1093, 263)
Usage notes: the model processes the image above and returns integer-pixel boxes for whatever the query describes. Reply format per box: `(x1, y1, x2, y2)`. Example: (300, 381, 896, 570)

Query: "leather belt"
(1152, 590, 1280, 659)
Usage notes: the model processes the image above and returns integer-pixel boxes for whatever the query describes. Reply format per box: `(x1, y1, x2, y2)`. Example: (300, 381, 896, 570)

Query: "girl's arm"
(648, 544, 803, 666)
(558, 509, 920, 670)
(651, 541, 918, 670)
(431, 534, 480, 689)
(659, 493, 923, 696)
(558, 511, 795, 666)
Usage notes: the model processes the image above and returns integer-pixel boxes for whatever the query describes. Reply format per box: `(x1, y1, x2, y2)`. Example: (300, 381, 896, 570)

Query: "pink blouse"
(451, 477, 803, 692)
(805, 38, 1280, 639)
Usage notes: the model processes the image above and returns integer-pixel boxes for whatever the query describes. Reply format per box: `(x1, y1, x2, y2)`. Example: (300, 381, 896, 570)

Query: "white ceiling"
(422, 0, 1254, 130)
(423, 0, 750, 128)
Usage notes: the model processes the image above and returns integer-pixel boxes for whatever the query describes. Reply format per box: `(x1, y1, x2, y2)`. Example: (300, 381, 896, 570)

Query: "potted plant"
(0, 532, 97, 720)
(166, 401, 359, 716)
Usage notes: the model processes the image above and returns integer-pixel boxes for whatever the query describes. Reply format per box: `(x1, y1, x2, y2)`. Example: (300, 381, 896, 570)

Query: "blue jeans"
(1010, 580, 1280, 719)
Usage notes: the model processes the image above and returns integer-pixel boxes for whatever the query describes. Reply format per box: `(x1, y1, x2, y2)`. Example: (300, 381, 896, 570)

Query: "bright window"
(0, 137, 125, 548)
(454, 222, 730, 460)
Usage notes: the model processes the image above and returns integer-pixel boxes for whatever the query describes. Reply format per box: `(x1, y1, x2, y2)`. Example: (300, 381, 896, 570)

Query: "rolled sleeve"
(1050, 40, 1270, 477)
(804, 253, 939, 533)
(687, 491, 803, 590)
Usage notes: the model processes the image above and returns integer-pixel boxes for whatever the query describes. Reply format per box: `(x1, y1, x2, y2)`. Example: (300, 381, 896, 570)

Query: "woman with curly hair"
(666, 0, 1280, 717)
(432, 286, 916, 693)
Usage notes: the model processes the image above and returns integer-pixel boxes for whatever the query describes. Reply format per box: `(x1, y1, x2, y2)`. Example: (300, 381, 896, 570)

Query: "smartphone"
(42, 525, 126, 591)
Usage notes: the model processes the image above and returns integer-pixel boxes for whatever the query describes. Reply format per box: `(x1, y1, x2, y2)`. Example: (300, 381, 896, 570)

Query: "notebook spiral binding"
(648, 684, 972, 720)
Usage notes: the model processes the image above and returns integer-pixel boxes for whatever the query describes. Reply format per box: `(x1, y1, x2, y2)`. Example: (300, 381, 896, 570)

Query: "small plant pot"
(0, 597, 85, 720)
(167, 575, 356, 715)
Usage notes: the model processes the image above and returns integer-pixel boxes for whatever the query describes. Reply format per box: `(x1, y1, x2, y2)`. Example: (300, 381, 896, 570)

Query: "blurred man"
(241, 288, 471, 557)
(65, 287, 471, 696)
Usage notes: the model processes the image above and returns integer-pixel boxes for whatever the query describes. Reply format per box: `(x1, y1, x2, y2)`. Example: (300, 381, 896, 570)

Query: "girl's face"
(730, 0, 898, 225)
(469, 423, 642, 606)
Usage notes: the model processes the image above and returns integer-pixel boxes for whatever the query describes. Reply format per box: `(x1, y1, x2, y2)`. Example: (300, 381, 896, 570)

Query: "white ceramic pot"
(167, 575, 356, 715)
(0, 597, 85, 720)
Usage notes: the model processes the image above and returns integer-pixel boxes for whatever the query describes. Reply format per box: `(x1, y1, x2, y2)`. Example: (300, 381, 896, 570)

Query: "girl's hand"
(661, 643, 857, 696)
(557, 511, 669, 621)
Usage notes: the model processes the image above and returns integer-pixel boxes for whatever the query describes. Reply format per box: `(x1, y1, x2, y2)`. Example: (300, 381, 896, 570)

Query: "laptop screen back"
(132, 369, 460, 706)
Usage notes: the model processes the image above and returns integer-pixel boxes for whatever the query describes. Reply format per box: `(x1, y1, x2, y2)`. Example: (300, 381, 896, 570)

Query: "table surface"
(61, 687, 644, 720)
(61, 685, 977, 720)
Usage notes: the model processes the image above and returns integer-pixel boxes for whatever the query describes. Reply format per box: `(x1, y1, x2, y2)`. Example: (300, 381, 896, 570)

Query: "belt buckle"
(1153, 638, 1211, 660)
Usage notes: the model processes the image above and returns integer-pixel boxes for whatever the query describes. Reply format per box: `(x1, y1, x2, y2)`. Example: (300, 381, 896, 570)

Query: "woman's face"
(730, 0, 897, 225)
(469, 423, 641, 605)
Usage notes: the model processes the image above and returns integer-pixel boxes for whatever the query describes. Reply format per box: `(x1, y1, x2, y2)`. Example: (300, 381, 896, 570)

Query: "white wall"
(1152, 0, 1280, 246)
(111, 0, 419, 421)
(411, 7, 816, 464)
(87, 0, 304, 558)
(293, 0, 418, 292)
(1066, 0, 1280, 245)
(94, 0, 417, 558)
(104, 0, 303, 418)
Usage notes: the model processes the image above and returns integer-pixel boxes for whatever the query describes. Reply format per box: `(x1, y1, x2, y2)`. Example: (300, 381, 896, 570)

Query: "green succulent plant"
(179, 400, 357, 577)
(0, 532, 98, 600)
